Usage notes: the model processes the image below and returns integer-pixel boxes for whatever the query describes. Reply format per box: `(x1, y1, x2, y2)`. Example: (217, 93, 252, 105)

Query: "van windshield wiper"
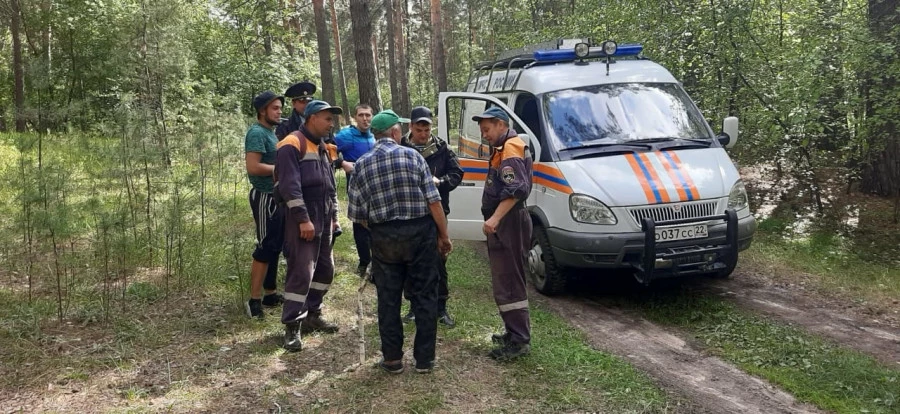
(559, 141, 654, 152)
(629, 137, 714, 148)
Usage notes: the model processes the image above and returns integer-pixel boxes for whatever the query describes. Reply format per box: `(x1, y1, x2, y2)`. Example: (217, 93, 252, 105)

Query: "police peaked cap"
(285, 81, 317, 99)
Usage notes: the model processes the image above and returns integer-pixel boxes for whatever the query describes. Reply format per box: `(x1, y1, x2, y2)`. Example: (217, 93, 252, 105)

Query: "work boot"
(283, 322, 302, 352)
(438, 310, 456, 328)
(302, 311, 339, 334)
(262, 292, 284, 307)
(488, 341, 530, 362)
(491, 332, 511, 347)
(402, 310, 415, 324)
(245, 298, 264, 319)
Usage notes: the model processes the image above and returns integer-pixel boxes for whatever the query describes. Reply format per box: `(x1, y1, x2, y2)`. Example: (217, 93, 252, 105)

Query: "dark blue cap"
(252, 91, 285, 113)
(285, 81, 317, 100)
(303, 100, 343, 118)
(472, 106, 510, 123)
(410, 106, 433, 124)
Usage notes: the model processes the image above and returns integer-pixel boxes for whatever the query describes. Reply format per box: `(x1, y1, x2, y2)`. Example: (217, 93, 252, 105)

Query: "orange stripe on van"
(624, 153, 658, 204)
(655, 151, 688, 202)
(666, 151, 699, 200)
(533, 163, 573, 194)
(459, 158, 488, 182)
(637, 153, 671, 203)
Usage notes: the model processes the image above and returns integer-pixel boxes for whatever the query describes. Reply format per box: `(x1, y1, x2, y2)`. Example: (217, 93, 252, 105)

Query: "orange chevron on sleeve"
(326, 143, 338, 161)
(276, 134, 302, 152)
(500, 137, 527, 160)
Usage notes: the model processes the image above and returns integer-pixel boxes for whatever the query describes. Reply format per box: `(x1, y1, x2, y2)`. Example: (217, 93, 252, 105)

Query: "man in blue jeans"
(334, 104, 375, 276)
(244, 91, 287, 318)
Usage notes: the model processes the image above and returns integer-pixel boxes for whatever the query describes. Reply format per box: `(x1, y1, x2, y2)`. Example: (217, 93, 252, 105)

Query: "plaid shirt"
(348, 138, 441, 224)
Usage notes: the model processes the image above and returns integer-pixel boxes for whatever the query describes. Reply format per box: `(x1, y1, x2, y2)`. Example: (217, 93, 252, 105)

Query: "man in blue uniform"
(274, 100, 343, 352)
(275, 81, 316, 140)
(474, 107, 533, 361)
(400, 106, 464, 327)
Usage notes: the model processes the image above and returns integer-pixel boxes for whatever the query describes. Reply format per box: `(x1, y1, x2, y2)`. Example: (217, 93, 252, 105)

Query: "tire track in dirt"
(532, 291, 823, 414)
(700, 274, 900, 367)
(462, 241, 821, 413)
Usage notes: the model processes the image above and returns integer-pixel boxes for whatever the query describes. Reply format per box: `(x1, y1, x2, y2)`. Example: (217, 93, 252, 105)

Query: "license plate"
(654, 224, 708, 242)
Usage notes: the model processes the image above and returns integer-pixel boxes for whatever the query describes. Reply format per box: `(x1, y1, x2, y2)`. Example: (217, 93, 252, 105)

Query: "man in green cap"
(348, 110, 453, 374)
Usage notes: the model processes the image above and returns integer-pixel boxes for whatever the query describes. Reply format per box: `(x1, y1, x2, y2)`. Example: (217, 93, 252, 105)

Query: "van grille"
(629, 201, 719, 227)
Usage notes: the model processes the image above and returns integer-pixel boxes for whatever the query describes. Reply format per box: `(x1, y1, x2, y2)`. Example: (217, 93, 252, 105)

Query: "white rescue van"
(438, 39, 757, 293)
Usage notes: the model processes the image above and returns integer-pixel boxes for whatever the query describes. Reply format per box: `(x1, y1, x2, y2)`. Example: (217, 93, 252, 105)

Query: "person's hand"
(432, 176, 441, 185)
(482, 217, 499, 235)
(438, 235, 453, 257)
(332, 220, 340, 232)
(299, 221, 315, 241)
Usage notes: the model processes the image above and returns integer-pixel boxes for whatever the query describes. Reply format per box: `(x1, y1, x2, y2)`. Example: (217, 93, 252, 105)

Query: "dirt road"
(469, 240, 899, 413)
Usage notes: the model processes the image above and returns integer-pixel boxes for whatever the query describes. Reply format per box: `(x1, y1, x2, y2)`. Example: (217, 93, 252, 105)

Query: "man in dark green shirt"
(244, 91, 287, 318)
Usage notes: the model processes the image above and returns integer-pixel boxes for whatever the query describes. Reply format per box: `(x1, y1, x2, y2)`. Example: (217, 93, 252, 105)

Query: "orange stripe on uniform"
(666, 151, 699, 200)
(624, 153, 657, 204)
(655, 151, 688, 201)
(637, 153, 670, 203)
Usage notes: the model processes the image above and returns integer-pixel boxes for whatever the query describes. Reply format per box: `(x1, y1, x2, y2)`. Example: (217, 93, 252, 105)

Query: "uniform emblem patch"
(501, 166, 515, 184)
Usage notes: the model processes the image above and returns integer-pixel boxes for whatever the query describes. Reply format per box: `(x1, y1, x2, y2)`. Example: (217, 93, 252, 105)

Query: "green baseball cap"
(370, 109, 411, 133)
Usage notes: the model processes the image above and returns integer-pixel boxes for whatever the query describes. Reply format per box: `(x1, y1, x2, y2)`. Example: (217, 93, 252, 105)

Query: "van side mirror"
(718, 117, 739, 148)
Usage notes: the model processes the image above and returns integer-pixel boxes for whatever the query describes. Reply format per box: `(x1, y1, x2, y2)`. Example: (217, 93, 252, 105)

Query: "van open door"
(437, 92, 541, 241)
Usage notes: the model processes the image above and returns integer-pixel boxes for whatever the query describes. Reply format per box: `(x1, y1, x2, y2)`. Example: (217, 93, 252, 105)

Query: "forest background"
(0, 0, 897, 325)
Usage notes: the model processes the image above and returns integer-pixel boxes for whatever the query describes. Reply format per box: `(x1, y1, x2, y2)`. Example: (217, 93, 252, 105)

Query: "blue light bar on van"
(533, 44, 643, 62)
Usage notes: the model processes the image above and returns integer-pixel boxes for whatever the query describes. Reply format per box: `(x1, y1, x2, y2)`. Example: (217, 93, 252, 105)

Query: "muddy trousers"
(486, 206, 532, 345)
(281, 210, 334, 324)
(370, 216, 441, 363)
(404, 256, 449, 311)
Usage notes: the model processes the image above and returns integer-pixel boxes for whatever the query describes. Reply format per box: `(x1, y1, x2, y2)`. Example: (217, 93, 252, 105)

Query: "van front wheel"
(528, 225, 567, 295)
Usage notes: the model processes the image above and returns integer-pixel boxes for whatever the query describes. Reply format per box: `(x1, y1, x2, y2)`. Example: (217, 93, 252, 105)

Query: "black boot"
(302, 311, 339, 334)
(438, 301, 455, 327)
(283, 322, 302, 352)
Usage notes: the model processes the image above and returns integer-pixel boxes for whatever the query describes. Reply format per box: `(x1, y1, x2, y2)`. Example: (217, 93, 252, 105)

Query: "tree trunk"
(861, 0, 899, 210)
(386, 0, 400, 110)
(313, 0, 336, 105)
(429, 0, 448, 92)
(11, 0, 26, 132)
(394, 0, 409, 115)
(329, 0, 350, 124)
(385, 0, 410, 115)
(349, 0, 382, 111)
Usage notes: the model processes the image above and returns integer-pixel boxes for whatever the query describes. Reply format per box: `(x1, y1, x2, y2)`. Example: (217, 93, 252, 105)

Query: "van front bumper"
(545, 212, 756, 271)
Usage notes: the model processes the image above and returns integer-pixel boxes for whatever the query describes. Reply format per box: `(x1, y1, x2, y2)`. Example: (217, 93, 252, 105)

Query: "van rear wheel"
(528, 224, 567, 295)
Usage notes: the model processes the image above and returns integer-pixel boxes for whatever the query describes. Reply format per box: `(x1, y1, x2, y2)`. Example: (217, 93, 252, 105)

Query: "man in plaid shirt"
(348, 109, 453, 374)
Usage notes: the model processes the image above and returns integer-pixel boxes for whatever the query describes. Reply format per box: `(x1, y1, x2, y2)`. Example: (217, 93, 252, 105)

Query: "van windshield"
(542, 83, 715, 150)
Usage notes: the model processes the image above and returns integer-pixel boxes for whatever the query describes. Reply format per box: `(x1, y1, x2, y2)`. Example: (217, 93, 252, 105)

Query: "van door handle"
(460, 182, 475, 186)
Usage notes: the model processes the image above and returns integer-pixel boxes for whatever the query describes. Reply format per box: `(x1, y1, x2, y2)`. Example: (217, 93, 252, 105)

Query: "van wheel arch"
(527, 218, 568, 296)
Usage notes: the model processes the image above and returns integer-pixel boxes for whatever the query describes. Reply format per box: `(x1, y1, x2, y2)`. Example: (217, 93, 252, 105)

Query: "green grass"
(439, 245, 669, 412)
(622, 291, 899, 414)
(745, 215, 900, 306)
(0, 166, 674, 413)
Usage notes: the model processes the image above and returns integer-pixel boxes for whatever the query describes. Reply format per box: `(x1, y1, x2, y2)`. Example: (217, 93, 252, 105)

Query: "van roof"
(468, 59, 679, 96)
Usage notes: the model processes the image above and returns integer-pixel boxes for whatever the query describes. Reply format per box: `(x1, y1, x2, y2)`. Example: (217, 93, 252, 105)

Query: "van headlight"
(569, 194, 617, 225)
(727, 180, 749, 211)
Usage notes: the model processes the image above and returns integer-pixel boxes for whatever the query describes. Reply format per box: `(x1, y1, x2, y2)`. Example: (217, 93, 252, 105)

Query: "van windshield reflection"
(542, 83, 715, 152)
